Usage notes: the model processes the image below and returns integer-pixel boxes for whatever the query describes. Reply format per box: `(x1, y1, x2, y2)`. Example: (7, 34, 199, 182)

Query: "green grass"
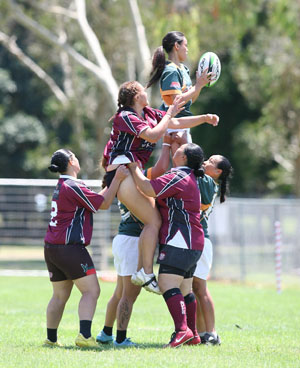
(0, 277, 300, 368)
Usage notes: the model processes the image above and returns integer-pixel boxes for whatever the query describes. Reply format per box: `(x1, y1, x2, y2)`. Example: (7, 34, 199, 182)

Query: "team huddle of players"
(43, 31, 232, 349)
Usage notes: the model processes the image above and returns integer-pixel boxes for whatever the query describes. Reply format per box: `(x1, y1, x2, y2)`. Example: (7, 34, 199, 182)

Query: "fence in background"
(1, 179, 300, 282)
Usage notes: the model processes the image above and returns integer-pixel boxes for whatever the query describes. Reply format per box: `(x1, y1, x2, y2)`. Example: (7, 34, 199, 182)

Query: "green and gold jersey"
(118, 201, 143, 237)
(197, 174, 219, 238)
(159, 61, 193, 117)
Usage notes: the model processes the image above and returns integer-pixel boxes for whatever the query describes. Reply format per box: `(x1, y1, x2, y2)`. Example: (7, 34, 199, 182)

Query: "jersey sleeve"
(150, 171, 182, 199)
(115, 110, 150, 137)
(65, 181, 104, 213)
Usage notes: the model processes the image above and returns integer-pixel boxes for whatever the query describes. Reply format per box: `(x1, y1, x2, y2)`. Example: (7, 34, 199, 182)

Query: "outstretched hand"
(167, 95, 185, 118)
(206, 114, 219, 126)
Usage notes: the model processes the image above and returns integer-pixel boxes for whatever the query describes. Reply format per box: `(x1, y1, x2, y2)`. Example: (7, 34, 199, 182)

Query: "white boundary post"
(274, 221, 282, 294)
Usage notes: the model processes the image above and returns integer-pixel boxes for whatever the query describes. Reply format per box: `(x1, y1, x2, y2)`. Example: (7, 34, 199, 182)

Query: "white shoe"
(131, 268, 161, 295)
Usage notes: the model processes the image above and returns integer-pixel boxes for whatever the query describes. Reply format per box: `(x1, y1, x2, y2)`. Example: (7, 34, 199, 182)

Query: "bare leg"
(104, 275, 123, 328)
(117, 174, 161, 274)
(73, 274, 100, 321)
(195, 294, 206, 333)
(192, 277, 215, 333)
(47, 280, 73, 329)
(117, 276, 141, 331)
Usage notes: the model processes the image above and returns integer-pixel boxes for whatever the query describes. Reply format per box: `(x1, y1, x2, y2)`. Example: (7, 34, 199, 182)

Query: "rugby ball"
(198, 52, 221, 87)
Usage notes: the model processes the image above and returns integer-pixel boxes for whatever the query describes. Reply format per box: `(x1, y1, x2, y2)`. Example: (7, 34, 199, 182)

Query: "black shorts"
(44, 244, 96, 282)
(157, 244, 202, 278)
(105, 169, 117, 188)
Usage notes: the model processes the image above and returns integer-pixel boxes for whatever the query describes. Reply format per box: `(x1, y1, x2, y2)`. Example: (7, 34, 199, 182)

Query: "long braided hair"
(147, 31, 185, 88)
(216, 156, 233, 203)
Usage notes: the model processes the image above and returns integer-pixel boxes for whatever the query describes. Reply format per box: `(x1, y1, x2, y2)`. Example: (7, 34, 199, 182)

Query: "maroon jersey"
(106, 106, 166, 168)
(150, 167, 204, 251)
(44, 175, 104, 246)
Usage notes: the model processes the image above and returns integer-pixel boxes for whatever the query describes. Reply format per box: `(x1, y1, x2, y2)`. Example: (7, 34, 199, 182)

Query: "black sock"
(80, 320, 92, 339)
(116, 330, 127, 344)
(103, 326, 113, 336)
(47, 328, 57, 343)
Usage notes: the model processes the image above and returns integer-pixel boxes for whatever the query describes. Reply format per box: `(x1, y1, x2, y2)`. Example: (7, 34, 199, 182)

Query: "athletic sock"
(184, 293, 197, 335)
(79, 320, 92, 339)
(47, 328, 57, 343)
(116, 330, 127, 344)
(163, 288, 187, 332)
(103, 326, 113, 336)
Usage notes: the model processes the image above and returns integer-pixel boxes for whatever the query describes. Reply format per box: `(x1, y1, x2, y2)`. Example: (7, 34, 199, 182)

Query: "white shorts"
(112, 234, 139, 276)
(193, 238, 213, 280)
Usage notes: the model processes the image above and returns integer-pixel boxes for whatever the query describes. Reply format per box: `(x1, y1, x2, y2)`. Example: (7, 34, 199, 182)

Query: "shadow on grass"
(44, 342, 164, 351)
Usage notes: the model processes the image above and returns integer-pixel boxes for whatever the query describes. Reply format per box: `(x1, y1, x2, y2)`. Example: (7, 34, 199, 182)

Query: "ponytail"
(147, 46, 166, 88)
(183, 143, 205, 178)
(147, 31, 185, 89)
(217, 156, 233, 203)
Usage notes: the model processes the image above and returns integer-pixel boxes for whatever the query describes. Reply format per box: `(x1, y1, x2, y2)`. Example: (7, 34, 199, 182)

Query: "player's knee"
(192, 279, 203, 297)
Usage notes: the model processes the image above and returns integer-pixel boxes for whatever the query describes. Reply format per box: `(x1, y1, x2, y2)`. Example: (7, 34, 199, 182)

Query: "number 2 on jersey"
(49, 201, 58, 226)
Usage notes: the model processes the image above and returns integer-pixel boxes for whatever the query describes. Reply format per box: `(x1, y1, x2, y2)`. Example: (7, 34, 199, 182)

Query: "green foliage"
(0, 0, 299, 195)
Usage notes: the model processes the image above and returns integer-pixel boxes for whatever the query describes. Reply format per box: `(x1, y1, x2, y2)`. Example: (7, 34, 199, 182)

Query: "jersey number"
(49, 201, 58, 227)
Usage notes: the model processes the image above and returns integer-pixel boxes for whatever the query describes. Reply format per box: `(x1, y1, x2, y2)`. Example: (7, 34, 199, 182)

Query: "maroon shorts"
(44, 243, 96, 282)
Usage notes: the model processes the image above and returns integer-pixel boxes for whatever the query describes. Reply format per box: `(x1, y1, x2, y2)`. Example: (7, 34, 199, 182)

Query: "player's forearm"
(140, 115, 171, 143)
(169, 114, 219, 129)
(99, 177, 121, 209)
(150, 145, 171, 178)
(182, 85, 202, 104)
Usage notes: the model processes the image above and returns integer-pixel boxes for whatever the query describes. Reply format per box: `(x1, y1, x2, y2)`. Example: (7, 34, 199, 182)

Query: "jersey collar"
(60, 174, 82, 182)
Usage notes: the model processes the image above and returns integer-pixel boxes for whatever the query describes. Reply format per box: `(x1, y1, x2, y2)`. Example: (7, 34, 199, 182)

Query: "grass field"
(0, 276, 300, 368)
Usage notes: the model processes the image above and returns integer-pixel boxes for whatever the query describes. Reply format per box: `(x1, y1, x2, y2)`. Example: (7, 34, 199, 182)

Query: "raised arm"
(139, 97, 185, 143)
(149, 133, 173, 179)
(168, 113, 219, 130)
(128, 162, 156, 197)
(99, 165, 129, 209)
(166, 68, 212, 105)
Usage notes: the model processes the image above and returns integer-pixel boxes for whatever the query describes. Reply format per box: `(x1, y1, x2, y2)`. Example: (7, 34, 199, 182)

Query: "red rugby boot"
(186, 331, 201, 345)
(163, 328, 194, 348)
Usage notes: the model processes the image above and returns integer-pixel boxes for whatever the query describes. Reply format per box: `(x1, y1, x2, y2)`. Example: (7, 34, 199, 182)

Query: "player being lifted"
(103, 80, 219, 294)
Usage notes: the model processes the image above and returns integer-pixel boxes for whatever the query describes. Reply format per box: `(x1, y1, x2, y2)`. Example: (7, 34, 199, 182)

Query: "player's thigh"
(117, 174, 161, 226)
(73, 273, 100, 298)
(51, 279, 73, 301)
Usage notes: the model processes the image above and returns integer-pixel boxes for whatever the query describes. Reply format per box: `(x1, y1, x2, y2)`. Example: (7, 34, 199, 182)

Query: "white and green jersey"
(197, 174, 219, 238)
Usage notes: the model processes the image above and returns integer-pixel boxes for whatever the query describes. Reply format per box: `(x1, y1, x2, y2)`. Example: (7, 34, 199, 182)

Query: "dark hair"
(184, 143, 205, 178)
(48, 149, 72, 174)
(216, 156, 233, 203)
(117, 81, 140, 112)
(147, 31, 185, 88)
